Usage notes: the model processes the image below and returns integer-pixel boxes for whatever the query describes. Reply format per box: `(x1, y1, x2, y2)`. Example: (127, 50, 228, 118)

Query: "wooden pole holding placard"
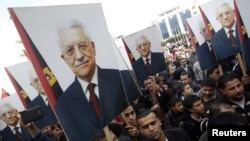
(104, 126, 112, 141)
(218, 64, 223, 76)
(236, 53, 247, 76)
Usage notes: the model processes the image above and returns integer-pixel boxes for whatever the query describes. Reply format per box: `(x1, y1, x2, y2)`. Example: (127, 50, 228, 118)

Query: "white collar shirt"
(77, 66, 99, 101)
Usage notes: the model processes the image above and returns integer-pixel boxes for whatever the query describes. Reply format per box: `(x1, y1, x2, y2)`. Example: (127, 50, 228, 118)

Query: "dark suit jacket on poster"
(2, 125, 31, 141)
(196, 42, 217, 70)
(132, 52, 166, 85)
(211, 26, 241, 60)
(54, 67, 140, 141)
(242, 38, 250, 71)
(27, 94, 57, 129)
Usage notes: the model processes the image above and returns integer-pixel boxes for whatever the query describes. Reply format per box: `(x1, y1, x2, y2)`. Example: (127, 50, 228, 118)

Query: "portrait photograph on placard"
(122, 25, 166, 86)
(6, 61, 58, 130)
(186, 15, 218, 70)
(199, 0, 241, 61)
(0, 95, 30, 140)
(9, 3, 140, 140)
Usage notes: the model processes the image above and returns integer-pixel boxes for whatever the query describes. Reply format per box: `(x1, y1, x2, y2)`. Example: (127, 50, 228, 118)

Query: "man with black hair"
(182, 95, 205, 141)
(136, 109, 191, 141)
(197, 78, 220, 114)
(215, 72, 250, 123)
(164, 97, 184, 129)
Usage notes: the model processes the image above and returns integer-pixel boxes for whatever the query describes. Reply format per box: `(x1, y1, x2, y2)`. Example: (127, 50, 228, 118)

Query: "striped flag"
(234, 0, 248, 46)
(9, 8, 63, 107)
(1, 88, 10, 99)
(5, 68, 31, 108)
(234, 0, 249, 71)
(199, 6, 215, 36)
(186, 20, 199, 50)
(122, 38, 135, 64)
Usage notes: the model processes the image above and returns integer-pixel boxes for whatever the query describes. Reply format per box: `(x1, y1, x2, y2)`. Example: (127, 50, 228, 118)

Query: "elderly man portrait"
(211, 2, 241, 60)
(54, 19, 140, 141)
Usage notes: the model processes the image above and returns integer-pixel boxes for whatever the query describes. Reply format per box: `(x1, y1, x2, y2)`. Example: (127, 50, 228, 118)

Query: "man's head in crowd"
(183, 95, 205, 117)
(206, 66, 220, 82)
(218, 73, 245, 102)
(200, 78, 216, 98)
(136, 109, 165, 140)
(143, 76, 155, 91)
(122, 105, 137, 127)
(180, 71, 192, 84)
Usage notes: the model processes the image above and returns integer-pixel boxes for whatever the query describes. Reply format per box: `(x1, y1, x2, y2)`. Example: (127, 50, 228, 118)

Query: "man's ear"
(139, 127, 143, 134)
(61, 54, 64, 59)
(188, 107, 194, 113)
(220, 88, 226, 95)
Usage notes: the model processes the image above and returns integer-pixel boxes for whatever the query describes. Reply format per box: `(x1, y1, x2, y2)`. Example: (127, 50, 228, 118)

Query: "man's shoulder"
(213, 28, 225, 38)
(164, 127, 191, 141)
(133, 57, 143, 64)
(151, 52, 165, 58)
(2, 126, 12, 135)
(27, 95, 43, 107)
(99, 67, 120, 73)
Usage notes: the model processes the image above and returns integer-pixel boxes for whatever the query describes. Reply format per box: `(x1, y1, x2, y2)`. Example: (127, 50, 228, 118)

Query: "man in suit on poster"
(0, 103, 31, 141)
(211, 2, 241, 60)
(54, 20, 140, 141)
(27, 70, 57, 130)
(132, 35, 166, 87)
(196, 22, 217, 70)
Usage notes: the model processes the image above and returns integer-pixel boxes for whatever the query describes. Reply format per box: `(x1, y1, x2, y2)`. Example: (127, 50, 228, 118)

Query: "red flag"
(122, 38, 135, 64)
(234, 0, 248, 46)
(186, 20, 199, 50)
(199, 6, 215, 36)
(234, 0, 249, 71)
(1, 88, 10, 98)
(5, 68, 31, 108)
(9, 8, 63, 107)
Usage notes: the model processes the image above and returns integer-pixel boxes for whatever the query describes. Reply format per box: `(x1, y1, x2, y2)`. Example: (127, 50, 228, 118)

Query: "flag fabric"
(9, 8, 63, 107)
(1, 88, 10, 99)
(186, 20, 199, 50)
(234, 1, 248, 46)
(199, 6, 215, 36)
(234, 0, 249, 71)
(5, 68, 31, 108)
(122, 38, 135, 64)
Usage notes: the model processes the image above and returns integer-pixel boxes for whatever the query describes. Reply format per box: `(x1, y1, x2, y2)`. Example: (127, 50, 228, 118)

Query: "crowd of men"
(1, 21, 250, 141)
(91, 37, 250, 141)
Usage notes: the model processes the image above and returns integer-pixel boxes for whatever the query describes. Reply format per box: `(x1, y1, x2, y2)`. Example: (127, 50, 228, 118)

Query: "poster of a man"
(9, 3, 140, 141)
(0, 95, 32, 141)
(199, 0, 241, 61)
(186, 15, 217, 70)
(123, 25, 166, 86)
(6, 61, 58, 130)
